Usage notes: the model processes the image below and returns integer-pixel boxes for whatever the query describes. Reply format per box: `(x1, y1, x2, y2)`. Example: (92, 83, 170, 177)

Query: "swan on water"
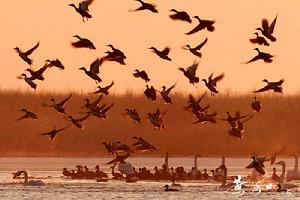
(13, 170, 45, 186)
(286, 154, 300, 181)
(275, 161, 298, 191)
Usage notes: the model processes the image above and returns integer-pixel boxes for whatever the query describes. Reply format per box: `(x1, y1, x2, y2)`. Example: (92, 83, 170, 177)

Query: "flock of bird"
(12, 0, 293, 191)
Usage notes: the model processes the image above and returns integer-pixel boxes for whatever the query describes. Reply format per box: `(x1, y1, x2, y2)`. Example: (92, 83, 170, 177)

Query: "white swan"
(275, 161, 297, 191)
(286, 154, 300, 181)
(13, 170, 45, 186)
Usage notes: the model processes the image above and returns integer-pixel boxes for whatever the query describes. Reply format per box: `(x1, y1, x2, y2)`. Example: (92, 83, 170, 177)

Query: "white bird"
(13, 170, 45, 186)
(286, 154, 300, 181)
(275, 161, 298, 191)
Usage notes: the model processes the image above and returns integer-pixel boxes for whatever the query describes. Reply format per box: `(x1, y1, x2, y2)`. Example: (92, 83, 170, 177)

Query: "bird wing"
(253, 85, 270, 93)
(78, 114, 90, 122)
(166, 83, 176, 94)
(102, 104, 114, 113)
(107, 81, 114, 89)
(241, 114, 254, 124)
(245, 55, 260, 64)
(79, 0, 94, 11)
(212, 73, 224, 86)
(187, 62, 198, 76)
(268, 14, 277, 34)
(161, 47, 170, 55)
(56, 125, 71, 133)
(194, 38, 208, 50)
(58, 93, 72, 107)
(274, 79, 285, 86)
(90, 58, 102, 74)
(91, 94, 103, 107)
(24, 42, 40, 56)
(35, 64, 48, 75)
(186, 24, 205, 35)
(261, 19, 270, 31)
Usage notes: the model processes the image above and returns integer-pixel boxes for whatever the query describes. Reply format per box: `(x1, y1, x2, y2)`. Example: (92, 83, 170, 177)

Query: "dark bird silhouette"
(254, 79, 284, 93)
(92, 81, 114, 95)
(185, 93, 209, 115)
(17, 74, 37, 90)
(179, 61, 199, 85)
(163, 185, 178, 192)
(149, 47, 171, 61)
(106, 44, 126, 59)
(25, 64, 48, 81)
(87, 104, 114, 120)
(144, 85, 157, 101)
(66, 115, 89, 129)
(14, 42, 39, 66)
(251, 96, 262, 112)
(222, 111, 247, 129)
(132, 136, 156, 151)
(256, 15, 277, 42)
(148, 108, 167, 130)
(169, 9, 191, 23)
(202, 73, 224, 95)
(71, 35, 96, 49)
(160, 83, 176, 104)
(182, 38, 208, 58)
(245, 48, 273, 64)
(69, 0, 93, 22)
(42, 93, 72, 114)
(124, 109, 141, 123)
(246, 155, 268, 175)
(192, 111, 218, 124)
(129, 0, 158, 13)
(186, 16, 215, 35)
(39, 125, 70, 140)
(45, 59, 64, 70)
(133, 69, 150, 82)
(16, 109, 38, 121)
(228, 114, 254, 139)
(82, 94, 103, 110)
(79, 58, 103, 83)
(249, 33, 269, 46)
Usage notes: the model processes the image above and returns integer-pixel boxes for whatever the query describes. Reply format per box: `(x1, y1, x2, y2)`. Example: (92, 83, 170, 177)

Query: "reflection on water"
(0, 157, 299, 199)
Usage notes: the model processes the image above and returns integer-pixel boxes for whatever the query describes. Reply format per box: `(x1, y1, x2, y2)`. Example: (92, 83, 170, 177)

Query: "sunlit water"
(0, 157, 299, 199)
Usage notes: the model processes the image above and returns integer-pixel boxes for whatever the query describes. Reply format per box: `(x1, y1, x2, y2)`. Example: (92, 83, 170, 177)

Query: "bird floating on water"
(14, 42, 39, 66)
(13, 170, 45, 186)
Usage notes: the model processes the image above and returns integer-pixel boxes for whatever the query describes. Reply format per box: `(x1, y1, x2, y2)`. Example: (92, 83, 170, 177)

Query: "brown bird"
(178, 61, 199, 85)
(160, 83, 176, 104)
(228, 114, 254, 139)
(14, 42, 39, 66)
(82, 94, 103, 111)
(149, 47, 171, 61)
(124, 109, 142, 123)
(69, 0, 93, 22)
(185, 93, 210, 115)
(245, 48, 273, 64)
(66, 115, 90, 129)
(186, 16, 215, 35)
(92, 81, 114, 95)
(79, 58, 103, 83)
(251, 96, 262, 112)
(71, 35, 96, 49)
(148, 108, 167, 130)
(132, 136, 156, 151)
(256, 14, 277, 42)
(254, 79, 284, 93)
(25, 64, 48, 81)
(16, 109, 38, 121)
(42, 93, 72, 114)
(202, 73, 224, 96)
(169, 9, 192, 23)
(133, 69, 150, 82)
(17, 74, 37, 90)
(39, 124, 70, 140)
(45, 59, 65, 70)
(144, 85, 157, 101)
(249, 33, 269, 46)
(182, 38, 208, 58)
(129, 0, 158, 13)
(246, 155, 268, 175)
(192, 111, 218, 125)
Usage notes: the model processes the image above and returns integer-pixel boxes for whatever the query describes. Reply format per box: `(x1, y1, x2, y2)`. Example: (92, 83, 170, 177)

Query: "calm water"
(0, 157, 299, 200)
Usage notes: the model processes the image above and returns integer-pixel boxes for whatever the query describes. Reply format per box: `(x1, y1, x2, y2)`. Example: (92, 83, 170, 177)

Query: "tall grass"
(0, 89, 298, 157)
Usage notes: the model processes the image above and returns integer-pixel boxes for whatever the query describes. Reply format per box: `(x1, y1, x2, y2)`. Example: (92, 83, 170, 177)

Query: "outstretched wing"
(268, 14, 277, 34)
(261, 19, 270, 31)
(187, 62, 198, 76)
(186, 24, 205, 35)
(79, 0, 94, 11)
(58, 93, 72, 107)
(253, 85, 270, 93)
(212, 73, 224, 86)
(24, 42, 40, 56)
(56, 124, 71, 133)
(91, 94, 103, 107)
(244, 55, 260, 64)
(194, 38, 208, 50)
(166, 83, 176, 94)
(78, 114, 90, 122)
(161, 47, 170, 55)
(90, 58, 102, 74)
(36, 64, 48, 75)
(274, 79, 284, 86)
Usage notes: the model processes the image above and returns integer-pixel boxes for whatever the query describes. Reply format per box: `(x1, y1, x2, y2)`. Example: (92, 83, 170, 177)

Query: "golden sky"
(1, 0, 300, 95)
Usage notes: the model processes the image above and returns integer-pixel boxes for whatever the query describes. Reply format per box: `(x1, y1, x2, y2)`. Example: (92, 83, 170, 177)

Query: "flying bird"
(66, 115, 90, 129)
(16, 109, 38, 121)
(144, 85, 157, 101)
(256, 14, 277, 42)
(71, 35, 96, 49)
(244, 48, 273, 64)
(124, 109, 142, 123)
(148, 108, 167, 130)
(17, 74, 37, 90)
(246, 155, 269, 175)
(132, 136, 156, 151)
(186, 16, 215, 35)
(178, 61, 199, 85)
(133, 69, 150, 82)
(92, 81, 114, 95)
(169, 9, 192, 23)
(160, 83, 176, 104)
(249, 33, 269, 46)
(182, 38, 208, 58)
(45, 59, 65, 70)
(254, 79, 284, 93)
(79, 58, 103, 83)
(69, 0, 94, 22)
(25, 64, 48, 81)
(251, 96, 262, 112)
(149, 47, 171, 61)
(14, 42, 39, 66)
(129, 0, 158, 13)
(202, 73, 224, 95)
(39, 125, 70, 140)
(42, 93, 72, 114)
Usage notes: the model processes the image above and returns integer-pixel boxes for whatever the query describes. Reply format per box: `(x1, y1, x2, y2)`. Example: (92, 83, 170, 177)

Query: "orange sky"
(1, 0, 300, 95)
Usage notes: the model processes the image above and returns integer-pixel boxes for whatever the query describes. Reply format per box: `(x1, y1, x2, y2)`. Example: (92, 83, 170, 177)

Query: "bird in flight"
(244, 48, 273, 64)
(182, 38, 208, 58)
(69, 0, 94, 22)
(39, 125, 70, 140)
(14, 42, 39, 66)
(149, 47, 172, 61)
(79, 58, 103, 83)
(186, 16, 215, 35)
(256, 15, 277, 42)
(202, 73, 224, 96)
(129, 0, 158, 13)
(71, 35, 96, 49)
(169, 9, 192, 23)
(179, 61, 200, 85)
(253, 79, 284, 93)
(16, 109, 38, 121)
